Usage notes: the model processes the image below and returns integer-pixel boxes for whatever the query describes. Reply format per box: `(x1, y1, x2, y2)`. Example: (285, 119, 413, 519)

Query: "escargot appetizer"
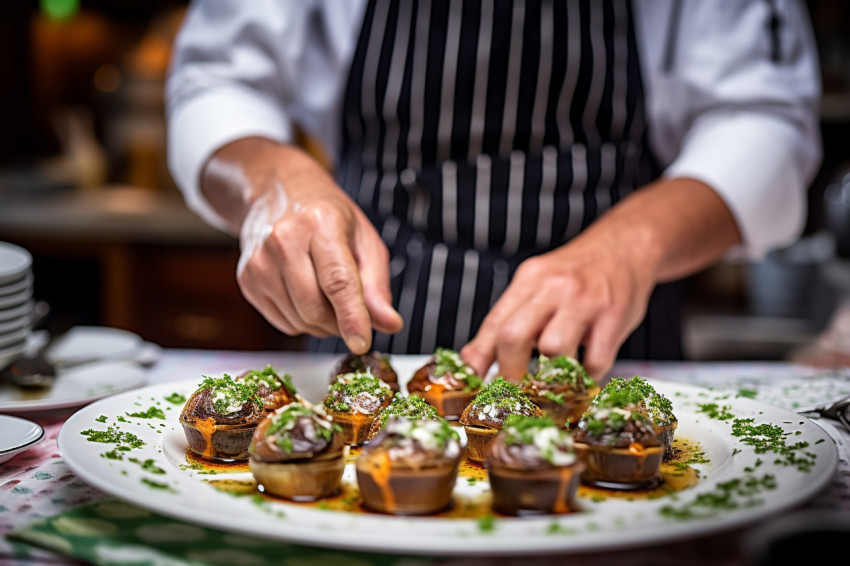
(249, 403, 347, 501)
(179, 375, 265, 461)
(485, 415, 584, 516)
(236, 364, 299, 411)
(331, 351, 399, 392)
(323, 369, 394, 445)
(458, 377, 542, 464)
(407, 347, 484, 419)
(572, 389, 664, 490)
(519, 354, 600, 428)
(356, 416, 464, 515)
(366, 393, 441, 442)
(593, 375, 678, 460)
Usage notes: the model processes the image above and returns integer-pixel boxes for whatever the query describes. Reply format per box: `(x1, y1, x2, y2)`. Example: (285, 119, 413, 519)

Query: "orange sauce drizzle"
(370, 451, 395, 512)
(185, 449, 251, 473)
(202, 437, 703, 516)
(552, 467, 571, 514)
(195, 417, 217, 459)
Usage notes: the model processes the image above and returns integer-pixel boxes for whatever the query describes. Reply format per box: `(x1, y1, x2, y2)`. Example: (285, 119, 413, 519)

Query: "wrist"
(200, 137, 316, 233)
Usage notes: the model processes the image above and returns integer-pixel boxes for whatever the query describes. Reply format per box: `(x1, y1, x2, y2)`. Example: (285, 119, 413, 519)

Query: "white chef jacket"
(165, 0, 822, 259)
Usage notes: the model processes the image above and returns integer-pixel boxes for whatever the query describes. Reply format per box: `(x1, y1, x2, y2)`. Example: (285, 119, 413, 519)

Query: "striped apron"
(309, 0, 683, 362)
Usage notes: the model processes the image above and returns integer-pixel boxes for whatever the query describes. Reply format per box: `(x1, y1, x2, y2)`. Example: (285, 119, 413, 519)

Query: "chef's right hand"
(201, 137, 404, 353)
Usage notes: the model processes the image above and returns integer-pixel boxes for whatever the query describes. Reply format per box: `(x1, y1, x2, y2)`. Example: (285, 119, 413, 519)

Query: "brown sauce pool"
(196, 436, 703, 518)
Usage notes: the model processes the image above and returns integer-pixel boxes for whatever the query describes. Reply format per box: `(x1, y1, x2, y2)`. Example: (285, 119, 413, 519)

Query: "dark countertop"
(0, 186, 234, 246)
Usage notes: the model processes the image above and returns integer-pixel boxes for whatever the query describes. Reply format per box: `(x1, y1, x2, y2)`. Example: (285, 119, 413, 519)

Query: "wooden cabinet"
(130, 245, 302, 350)
(0, 188, 305, 351)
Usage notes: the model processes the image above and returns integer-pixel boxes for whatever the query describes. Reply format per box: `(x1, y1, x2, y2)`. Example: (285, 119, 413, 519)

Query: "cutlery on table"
(797, 393, 850, 432)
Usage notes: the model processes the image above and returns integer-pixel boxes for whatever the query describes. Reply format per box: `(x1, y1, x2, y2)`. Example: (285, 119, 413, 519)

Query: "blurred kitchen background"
(1, 0, 849, 362)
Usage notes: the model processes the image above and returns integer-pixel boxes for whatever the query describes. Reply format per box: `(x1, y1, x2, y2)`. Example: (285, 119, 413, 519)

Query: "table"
(1, 350, 849, 566)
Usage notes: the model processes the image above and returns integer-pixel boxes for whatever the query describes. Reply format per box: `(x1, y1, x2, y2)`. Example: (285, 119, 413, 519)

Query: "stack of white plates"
(0, 242, 33, 369)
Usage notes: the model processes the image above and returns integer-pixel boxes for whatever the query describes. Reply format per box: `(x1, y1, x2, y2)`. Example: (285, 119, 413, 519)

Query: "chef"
(166, 0, 821, 379)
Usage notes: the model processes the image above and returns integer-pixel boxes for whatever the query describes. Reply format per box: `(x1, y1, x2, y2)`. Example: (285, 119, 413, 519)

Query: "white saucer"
(0, 242, 32, 286)
(0, 314, 29, 335)
(0, 415, 44, 464)
(0, 327, 29, 349)
(47, 326, 143, 365)
(0, 273, 32, 298)
(0, 288, 32, 310)
(0, 301, 33, 323)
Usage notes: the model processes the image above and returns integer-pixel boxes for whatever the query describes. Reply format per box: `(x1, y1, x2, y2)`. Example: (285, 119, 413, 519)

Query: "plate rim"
(0, 242, 32, 284)
(0, 360, 147, 413)
(0, 300, 33, 323)
(0, 414, 45, 455)
(57, 376, 839, 556)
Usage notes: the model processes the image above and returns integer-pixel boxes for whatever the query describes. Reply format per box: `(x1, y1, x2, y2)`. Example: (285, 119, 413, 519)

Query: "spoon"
(0, 348, 127, 389)
(798, 393, 850, 433)
(0, 302, 59, 389)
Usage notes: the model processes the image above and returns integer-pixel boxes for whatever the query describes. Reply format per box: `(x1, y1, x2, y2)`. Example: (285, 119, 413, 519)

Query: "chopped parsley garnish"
(81, 427, 145, 449)
(376, 394, 440, 429)
(129, 457, 166, 474)
(469, 377, 538, 414)
(659, 474, 777, 519)
(265, 404, 340, 454)
(477, 514, 496, 532)
(126, 406, 166, 420)
(383, 416, 460, 451)
(238, 364, 297, 395)
(580, 404, 651, 436)
(541, 390, 565, 405)
(141, 478, 175, 492)
(502, 414, 574, 465)
(698, 402, 735, 421)
(503, 414, 558, 441)
(164, 392, 186, 405)
(199, 375, 262, 414)
(522, 354, 596, 390)
(730, 418, 816, 472)
(594, 376, 676, 426)
(324, 370, 392, 413)
(433, 347, 483, 391)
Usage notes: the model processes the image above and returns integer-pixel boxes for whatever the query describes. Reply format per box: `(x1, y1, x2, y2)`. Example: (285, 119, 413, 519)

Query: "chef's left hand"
(460, 226, 655, 381)
(460, 177, 742, 381)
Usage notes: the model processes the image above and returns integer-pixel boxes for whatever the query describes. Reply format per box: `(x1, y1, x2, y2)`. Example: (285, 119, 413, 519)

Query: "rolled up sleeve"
(639, 0, 822, 258)
(165, 1, 298, 233)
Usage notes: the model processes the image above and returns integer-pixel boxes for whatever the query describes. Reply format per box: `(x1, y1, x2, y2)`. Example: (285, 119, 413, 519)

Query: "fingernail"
(348, 335, 368, 354)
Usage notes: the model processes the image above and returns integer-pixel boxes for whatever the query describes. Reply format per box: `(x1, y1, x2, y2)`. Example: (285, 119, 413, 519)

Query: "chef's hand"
(460, 177, 741, 381)
(461, 226, 655, 381)
(201, 137, 404, 353)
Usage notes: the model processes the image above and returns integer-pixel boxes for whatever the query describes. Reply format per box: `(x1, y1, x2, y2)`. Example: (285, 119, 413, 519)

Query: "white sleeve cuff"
(662, 112, 814, 259)
(167, 88, 294, 234)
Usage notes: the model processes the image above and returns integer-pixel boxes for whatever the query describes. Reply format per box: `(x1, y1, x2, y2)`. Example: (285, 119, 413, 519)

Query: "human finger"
(354, 226, 404, 334)
(310, 229, 373, 354)
(580, 310, 628, 379)
(237, 249, 332, 337)
(489, 293, 562, 381)
(265, 231, 341, 336)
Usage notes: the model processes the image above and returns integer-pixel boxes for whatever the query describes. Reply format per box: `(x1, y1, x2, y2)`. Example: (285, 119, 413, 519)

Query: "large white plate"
(57, 361, 838, 557)
(0, 360, 147, 413)
(0, 415, 44, 464)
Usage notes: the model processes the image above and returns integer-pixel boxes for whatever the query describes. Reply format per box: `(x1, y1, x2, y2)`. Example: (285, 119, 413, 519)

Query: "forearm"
(578, 177, 742, 283)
